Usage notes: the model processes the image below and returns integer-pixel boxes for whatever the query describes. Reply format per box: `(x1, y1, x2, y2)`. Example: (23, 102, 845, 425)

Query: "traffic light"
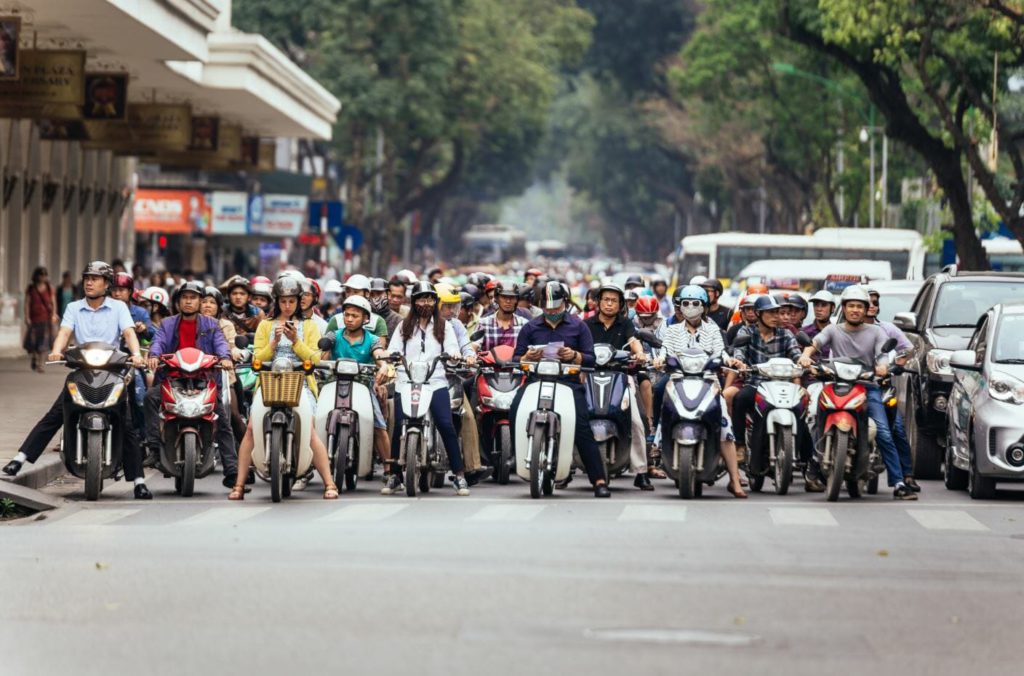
(158, 235, 167, 249)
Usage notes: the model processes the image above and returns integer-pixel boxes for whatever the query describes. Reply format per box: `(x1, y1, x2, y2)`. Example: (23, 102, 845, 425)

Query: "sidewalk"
(0, 356, 67, 487)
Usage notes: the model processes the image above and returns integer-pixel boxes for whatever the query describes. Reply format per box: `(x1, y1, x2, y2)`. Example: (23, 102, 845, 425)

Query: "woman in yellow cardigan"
(229, 277, 338, 500)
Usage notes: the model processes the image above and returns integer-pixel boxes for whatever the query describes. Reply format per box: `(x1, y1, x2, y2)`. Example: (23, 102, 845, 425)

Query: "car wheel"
(907, 390, 943, 479)
(943, 418, 968, 491)
(967, 429, 997, 500)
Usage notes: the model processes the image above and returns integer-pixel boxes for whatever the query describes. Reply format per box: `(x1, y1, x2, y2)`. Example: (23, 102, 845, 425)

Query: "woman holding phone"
(228, 276, 338, 500)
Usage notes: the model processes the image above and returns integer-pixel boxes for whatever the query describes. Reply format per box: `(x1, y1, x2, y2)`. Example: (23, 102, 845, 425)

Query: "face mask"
(682, 306, 703, 322)
(371, 296, 388, 312)
(544, 310, 566, 324)
(415, 305, 434, 319)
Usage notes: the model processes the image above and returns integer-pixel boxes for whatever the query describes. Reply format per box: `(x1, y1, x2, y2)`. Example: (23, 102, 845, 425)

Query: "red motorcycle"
(475, 344, 525, 484)
(157, 347, 222, 496)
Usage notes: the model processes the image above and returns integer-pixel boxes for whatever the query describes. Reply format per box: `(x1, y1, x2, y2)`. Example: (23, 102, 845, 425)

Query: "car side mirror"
(893, 312, 917, 333)
(950, 349, 981, 372)
(234, 335, 249, 349)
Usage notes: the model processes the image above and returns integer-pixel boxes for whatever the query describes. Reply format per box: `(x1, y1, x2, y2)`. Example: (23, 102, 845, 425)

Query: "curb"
(1, 453, 65, 490)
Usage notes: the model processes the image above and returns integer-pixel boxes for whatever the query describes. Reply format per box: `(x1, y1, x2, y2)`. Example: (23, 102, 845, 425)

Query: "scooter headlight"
(66, 382, 87, 407)
(680, 355, 706, 375)
(167, 393, 215, 417)
(834, 362, 863, 382)
(594, 345, 613, 367)
(335, 360, 360, 376)
(101, 382, 125, 407)
(82, 348, 114, 367)
(537, 361, 561, 376)
(757, 360, 801, 379)
(408, 361, 431, 384)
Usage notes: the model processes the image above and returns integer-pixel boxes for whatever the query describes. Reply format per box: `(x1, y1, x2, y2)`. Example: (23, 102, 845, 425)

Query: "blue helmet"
(754, 294, 781, 314)
(673, 284, 708, 306)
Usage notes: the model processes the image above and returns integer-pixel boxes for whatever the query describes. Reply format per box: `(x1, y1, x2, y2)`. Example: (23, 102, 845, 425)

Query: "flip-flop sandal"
(323, 484, 340, 500)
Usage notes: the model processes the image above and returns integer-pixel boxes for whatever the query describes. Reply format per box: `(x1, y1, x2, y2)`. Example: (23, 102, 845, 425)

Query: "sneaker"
(453, 476, 470, 496)
(893, 484, 918, 500)
(804, 474, 826, 492)
(904, 477, 922, 493)
(293, 475, 309, 491)
(380, 474, 404, 495)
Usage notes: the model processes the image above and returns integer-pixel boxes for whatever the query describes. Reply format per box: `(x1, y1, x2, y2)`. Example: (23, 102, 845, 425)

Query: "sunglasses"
(677, 300, 704, 308)
(869, 301, 880, 307)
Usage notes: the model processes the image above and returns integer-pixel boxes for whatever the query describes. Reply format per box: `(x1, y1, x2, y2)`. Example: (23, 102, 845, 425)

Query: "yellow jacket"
(253, 318, 322, 395)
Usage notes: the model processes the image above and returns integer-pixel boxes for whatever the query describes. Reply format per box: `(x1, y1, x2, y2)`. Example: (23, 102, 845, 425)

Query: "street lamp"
(859, 125, 888, 228)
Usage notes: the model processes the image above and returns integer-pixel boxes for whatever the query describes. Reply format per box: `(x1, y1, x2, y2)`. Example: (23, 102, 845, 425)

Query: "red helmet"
(635, 296, 660, 315)
(308, 279, 321, 299)
(112, 272, 134, 289)
(250, 275, 271, 286)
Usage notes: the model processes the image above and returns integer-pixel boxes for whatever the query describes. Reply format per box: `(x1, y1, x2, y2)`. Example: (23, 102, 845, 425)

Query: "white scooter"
(249, 357, 316, 502)
(514, 358, 583, 498)
(314, 337, 377, 492)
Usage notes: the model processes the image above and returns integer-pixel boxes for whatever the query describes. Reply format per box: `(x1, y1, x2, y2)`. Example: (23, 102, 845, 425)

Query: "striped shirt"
(661, 319, 725, 358)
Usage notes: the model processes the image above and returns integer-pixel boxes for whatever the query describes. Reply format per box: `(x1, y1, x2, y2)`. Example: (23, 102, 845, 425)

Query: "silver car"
(946, 302, 1024, 498)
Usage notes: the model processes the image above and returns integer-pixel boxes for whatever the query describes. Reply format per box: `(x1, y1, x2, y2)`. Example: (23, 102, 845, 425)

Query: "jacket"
(149, 314, 230, 361)
(252, 318, 322, 395)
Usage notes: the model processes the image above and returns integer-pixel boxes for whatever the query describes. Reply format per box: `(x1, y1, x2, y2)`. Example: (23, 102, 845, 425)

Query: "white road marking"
(176, 507, 272, 526)
(769, 507, 838, 527)
(318, 503, 410, 522)
(617, 505, 687, 522)
(54, 509, 140, 526)
(907, 509, 989, 531)
(467, 504, 546, 522)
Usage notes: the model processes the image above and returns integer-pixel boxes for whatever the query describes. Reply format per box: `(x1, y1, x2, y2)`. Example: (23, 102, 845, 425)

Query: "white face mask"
(682, 306, 703, 322)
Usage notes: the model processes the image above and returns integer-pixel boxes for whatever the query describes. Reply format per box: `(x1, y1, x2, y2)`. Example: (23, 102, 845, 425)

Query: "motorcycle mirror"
(731, 333, 751, 349)
(470, 329, 485, 342)
(318, 335, 336, 351)
(637, 329, 663, 349)
(880, 337, 898, 354)
(234, 335, 249, 349)
(794, 331, 813, 348)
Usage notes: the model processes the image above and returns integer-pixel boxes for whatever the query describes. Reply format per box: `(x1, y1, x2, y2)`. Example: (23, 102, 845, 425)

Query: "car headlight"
(926, 349, 954, 376)
(989, 372, 1024, 405)
(82, 348, 114, 367)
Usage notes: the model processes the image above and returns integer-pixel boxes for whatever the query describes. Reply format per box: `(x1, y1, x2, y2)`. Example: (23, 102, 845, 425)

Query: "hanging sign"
(133, 189, 208, 234)
(209, 191, 248, 235)
(0, 16, 21, 81)
(0, 49, 85, 118)
(83, 73, 128, 120)
(190, 116, 219, 151)
(259, 194, 308, 237)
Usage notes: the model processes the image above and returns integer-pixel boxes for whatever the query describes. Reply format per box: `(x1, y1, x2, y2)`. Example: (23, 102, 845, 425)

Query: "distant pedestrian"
(57, 270, 77, 318)
(24, 266, 58, 373)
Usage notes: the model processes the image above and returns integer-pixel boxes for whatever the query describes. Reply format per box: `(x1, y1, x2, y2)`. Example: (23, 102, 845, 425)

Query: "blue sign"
(308, 201, 344, 229)
(333, 225, 363, 252)
(247, 193, 264, 233)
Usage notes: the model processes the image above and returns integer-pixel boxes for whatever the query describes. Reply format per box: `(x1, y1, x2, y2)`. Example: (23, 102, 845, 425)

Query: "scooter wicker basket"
(259, 372, 305, 407)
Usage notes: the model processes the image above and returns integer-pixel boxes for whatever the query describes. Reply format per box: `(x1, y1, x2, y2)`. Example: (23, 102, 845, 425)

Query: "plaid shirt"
(477, 312, 528, 352)
(731, 324, 801, 386)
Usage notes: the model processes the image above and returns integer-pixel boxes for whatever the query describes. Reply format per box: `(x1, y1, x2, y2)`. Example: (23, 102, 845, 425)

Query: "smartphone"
(286, 320, 296, 330)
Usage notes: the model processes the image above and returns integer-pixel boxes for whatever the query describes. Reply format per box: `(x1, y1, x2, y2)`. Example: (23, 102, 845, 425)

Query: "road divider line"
(907, 509, 989, 531)
(617, 505, 687, 522)
(175, 507, 272, 526)
(319, 503, 410, 522)
(53, 509, 141, 526)
(769, 507, 837, 527)
(467, 504, 546, 522)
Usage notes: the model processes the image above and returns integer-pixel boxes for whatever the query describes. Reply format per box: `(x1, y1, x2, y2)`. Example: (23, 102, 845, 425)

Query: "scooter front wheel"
(405, 432, 419, 497)
(84, 429, 103, 501)
(269, 426, 284, 503)
(774, 426, 794, 496)
(529, 432, 545, 499)
(496, 425, 512, 485)
(676, 441, 699, 499)
(332, 428, 349, 491)
(180, 433, 197, 497)
(826, 430, 848, 502)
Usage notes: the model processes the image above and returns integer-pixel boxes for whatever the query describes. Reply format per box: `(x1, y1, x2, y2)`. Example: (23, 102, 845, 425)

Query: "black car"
(893, 266, 1024, 478)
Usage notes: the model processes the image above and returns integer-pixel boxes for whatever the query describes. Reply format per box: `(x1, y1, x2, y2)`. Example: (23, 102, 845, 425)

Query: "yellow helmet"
(434, 282, 461, 304)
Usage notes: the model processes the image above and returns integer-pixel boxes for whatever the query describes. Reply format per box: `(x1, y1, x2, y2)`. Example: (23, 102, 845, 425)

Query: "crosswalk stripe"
(54, 509, 140, 526)
(176, 507, 272, 526)
(907, 509, 989, 532)
(318, 503, 409, 522)
(769, 507, 838, 527)
(467, 504, 546, 522)
(617, 505, 687, 522)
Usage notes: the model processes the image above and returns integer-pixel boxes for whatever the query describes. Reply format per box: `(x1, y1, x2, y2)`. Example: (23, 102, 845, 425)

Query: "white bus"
(982, 237, 1024, 271)
(672, 228, 926, 284)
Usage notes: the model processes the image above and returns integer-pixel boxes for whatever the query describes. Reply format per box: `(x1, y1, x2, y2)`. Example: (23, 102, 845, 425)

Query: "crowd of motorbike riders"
(2, 258, 922, 502)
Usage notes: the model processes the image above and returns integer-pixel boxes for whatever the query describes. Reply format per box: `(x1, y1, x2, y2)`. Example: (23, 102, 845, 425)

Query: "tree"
(780, 0, 1024, 268)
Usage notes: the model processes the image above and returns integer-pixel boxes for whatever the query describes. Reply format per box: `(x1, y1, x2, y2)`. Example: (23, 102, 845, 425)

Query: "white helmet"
(344, 274, 371, 291)
(396, 269, 418, 285)
(323, 279, 344, 295)
(689, 275, 708, 285)
(840, 285, 871, 305)
(809, 290, 836, 306)
(341, 295, 372, 318)
(142, 286, 169, 310)
(277, 269, 305, 283)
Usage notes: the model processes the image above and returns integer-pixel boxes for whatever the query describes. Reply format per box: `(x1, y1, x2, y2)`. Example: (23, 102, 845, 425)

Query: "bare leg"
(374, 428, 391, 466)
(721, 439, 746, 495)
(309, 423, 336, 489)
(228, 421, 254, 499)
(639, 378, 653, 429)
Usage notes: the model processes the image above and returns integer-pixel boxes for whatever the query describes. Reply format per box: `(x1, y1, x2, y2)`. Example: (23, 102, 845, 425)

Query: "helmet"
(597, 283, 626, 306)
(369, 277, 388, 292)
(459, 292, 476, 309)
(221, 275, 251, 294)
(649, 274, 667, 288)
(809, 290, 836, 306)
(251, 282, 273, 301)
(324, 279, 345, 295)
(435, 283, 461, 304)
(142, 286, 170, 313)
(781, 294, 808, 312)
(272, 277, 302, 300)
(525, 268, 543, 280)
(341, 295, 372, 317)
(494, 281, 519, 298)
(307, 280, 321, 300)
(688, 275, 708, 286)
(739, 294, 761, 309)
(625, 289, 639, 302)
(518, 285, 534, 302)
(172, 280, 206, 309)
(754, 295, 781, 314)
(112, 272, 134, 289)
(343, 274, 371, 292)
(82, 261, 114, 285)
(462, 283, 481, 302)
(746, 283, 769, 296)
(396, 269, 418, 284)
(635, 296, 660, 315)
(277, 269, 305, 283)
(426, 266, 443, 278)
(861, 284, 879, 298)
(624, 274, 644, 289)
(410, 281, 438, 300)
(673, 284, 708, 306)
(539, 281, 568, 309)
(840, 285, 871, 306)
(202, 285, 224, 307)
(250, 275, 272, 286)
(484, 279, 497, 292)
(699, 278, 724, 294)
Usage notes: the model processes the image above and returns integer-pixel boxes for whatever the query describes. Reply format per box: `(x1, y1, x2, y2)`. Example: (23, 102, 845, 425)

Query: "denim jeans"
(866, 385, 903, 486)
(892, 409, 914, 478)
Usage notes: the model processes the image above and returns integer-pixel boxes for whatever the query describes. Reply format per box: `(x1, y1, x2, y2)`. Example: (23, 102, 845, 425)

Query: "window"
(992, 314, 1024, 363)
(933, 281, 1024, 328)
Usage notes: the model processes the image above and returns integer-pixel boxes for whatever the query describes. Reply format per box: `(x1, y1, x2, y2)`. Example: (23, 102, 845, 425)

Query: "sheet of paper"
(543, 341, 564, 359)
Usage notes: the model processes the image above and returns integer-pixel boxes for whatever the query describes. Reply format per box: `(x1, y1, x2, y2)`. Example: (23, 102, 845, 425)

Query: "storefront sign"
(83, 73, 128, 120)
(0, 49, 85, 118)
(127, 103, 191, 151)
(258, 194, 308, 237)
(0, 16, 20, 81)
(190, 116, 219, 151)
(133, 189, 208, 234)
(209, 191, 248, 235)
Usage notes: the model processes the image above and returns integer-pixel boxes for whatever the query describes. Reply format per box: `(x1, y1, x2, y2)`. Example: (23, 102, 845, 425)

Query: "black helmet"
(624, 274, 644, 289)
(781, 294, 807, 312)
(272, 277, 302, 300)
(494, 281, 519, 298)
(459, 291, 476, 309)
(369, 277, 388, 292)
(597, 282, 626, 306)
(462, 283, 481, 302)
(202, 286, 224, 316)
(518, 285, 534, 302)
(771, 292, 789, 307)
(538, 280, 569, 309)
(754, 295, 781, 314)
(172, 280, 206, 310)
(221, 274, 251, 295)
(699, 278, 724, 294)
(82, 260, 114, 285)
(426, 266, 443, 278)
(410, 281, 438, 300)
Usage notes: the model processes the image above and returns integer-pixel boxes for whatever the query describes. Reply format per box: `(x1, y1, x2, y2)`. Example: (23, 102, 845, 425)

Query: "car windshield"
(933, 281, 1024, 328)
(993, 314, 1024, 363)
(876, 292, 916, 323)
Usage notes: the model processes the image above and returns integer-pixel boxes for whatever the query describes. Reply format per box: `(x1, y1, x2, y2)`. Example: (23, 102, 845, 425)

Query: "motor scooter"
(743, 357, 807, 495)
(475, 344, 524, 484)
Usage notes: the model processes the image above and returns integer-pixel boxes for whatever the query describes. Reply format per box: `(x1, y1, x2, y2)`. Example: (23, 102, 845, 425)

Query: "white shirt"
(387, 318, 460, 387)
(661, 319, 725, 358)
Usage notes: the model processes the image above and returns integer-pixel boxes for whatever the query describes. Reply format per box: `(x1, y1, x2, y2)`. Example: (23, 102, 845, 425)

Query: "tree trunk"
(931, 150, 988, 270)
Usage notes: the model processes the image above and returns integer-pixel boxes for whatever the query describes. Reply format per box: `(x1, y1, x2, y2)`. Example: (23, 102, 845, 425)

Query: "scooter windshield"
(408, 360, 432, 384)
